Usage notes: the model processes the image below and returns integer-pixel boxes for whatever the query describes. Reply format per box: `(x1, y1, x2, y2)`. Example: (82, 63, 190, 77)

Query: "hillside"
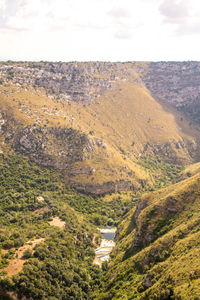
(0, 153, 97, 299)
(143, 62, 200, 124)
(96, 172, 200, 299)
(0, 153, 135, 299)
(1, 61, 200, 194)
(1, 61, 200, 299)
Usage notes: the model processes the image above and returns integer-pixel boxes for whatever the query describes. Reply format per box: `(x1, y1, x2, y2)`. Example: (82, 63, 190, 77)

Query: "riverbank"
(94, 227, 116, 266)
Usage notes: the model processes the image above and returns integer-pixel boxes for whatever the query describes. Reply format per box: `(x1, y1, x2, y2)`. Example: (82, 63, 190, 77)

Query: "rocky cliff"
(1, 61, 200, 115)
(143, 61, 200, 123)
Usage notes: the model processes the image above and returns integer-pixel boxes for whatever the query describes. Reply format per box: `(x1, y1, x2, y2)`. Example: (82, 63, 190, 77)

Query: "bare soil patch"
(49, 216, 65, 228)
(2, 238, 44, 277)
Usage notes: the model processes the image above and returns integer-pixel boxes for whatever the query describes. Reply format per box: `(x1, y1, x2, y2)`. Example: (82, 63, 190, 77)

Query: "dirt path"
(2, 238, 45, 277)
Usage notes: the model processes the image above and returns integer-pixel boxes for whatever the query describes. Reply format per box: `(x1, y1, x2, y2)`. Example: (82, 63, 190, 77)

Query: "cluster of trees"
(0, 154, 138, 298)
(0, 154, 104, 298)
(1, 231, 102, 299)
(137, 155, 183, 190)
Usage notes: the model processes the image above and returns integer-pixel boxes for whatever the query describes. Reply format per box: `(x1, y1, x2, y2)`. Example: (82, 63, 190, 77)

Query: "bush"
(23, 248, 32, 259)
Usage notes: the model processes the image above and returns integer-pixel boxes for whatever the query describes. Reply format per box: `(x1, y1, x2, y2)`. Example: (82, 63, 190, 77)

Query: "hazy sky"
(0, 0, 200, 61)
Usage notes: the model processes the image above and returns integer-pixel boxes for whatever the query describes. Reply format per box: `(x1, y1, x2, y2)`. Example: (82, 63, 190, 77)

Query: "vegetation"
(1, 63, 200, 299)
(137, 155, 183, 190)
(0, 153, 137, 299)
(0, 153, 98, 298)
(0, 151, 199, 299)
(95, 173, 200, 299)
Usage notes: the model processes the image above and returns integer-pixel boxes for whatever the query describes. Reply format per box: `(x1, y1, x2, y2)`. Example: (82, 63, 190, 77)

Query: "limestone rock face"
(16, 127, 43, 154)
(72, 180, 133, 195)
(8, 126, 96, 168)
(142, 275, 153, 289)
(1, 61, 200, 124)
(0, 62, 128, 102)
(1, 61, 200, 111)
(130, 190, 192, 255)
(143, 61, 200, 122)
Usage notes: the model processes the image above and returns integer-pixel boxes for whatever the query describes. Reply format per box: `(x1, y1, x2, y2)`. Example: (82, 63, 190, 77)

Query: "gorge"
(0, 61, 200, 299)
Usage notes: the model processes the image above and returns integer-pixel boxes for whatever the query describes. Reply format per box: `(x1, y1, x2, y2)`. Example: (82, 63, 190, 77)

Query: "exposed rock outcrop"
(0, 62, 142, 102)
(143, 61, 200, 123)
(7, 126, 96, 167)
(72, 180, 133, 195)
(0, 112, 6, 133)
(1, 61, 200, 194)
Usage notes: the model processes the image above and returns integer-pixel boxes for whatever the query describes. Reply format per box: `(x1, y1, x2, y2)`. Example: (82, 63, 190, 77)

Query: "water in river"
(94, 228, 116, 266)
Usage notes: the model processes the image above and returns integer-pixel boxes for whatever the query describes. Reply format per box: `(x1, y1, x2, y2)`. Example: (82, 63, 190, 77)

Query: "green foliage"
(0, 154, 104, 299)
(22, 248, 32, 259)
(95, 172, 200, 299)
(1, 153, 197, 299)
(138, 155, 183, 190)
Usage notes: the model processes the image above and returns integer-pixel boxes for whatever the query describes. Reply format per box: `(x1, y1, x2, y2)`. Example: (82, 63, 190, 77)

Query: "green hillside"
(95, 172, 200, 299)
(0, 153, 134, 299)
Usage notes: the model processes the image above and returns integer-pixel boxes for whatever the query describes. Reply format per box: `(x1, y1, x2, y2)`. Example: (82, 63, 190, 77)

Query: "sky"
(0, 0, 200, 61)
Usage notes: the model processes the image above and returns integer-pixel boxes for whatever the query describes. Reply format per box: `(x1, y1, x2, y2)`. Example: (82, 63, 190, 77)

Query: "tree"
(23, 248, 32, 259)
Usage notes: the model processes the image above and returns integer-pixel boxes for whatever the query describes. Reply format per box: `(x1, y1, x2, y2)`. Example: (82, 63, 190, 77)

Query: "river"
(94, 227, 116, 266)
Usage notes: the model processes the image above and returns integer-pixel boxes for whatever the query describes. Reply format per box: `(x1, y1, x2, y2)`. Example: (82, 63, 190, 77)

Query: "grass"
(1, 79, 199, 190)
(95, 172, 200, 299)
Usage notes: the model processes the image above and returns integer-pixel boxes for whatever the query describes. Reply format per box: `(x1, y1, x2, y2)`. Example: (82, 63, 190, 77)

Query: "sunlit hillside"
(96, 172, 200, 299)
(1, 75, 200, 193)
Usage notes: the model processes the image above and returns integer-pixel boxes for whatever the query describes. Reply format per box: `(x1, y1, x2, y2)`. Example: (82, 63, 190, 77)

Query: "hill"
(95, 172, 200, 299)
(1, 61, 200, 193)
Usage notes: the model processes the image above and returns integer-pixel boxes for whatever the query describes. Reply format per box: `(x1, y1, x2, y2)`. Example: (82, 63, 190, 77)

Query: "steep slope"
(0, 154, 97, 299)
(1, 61, 200, 194)
(142, 61, 200, 124)
(0, 81, 199, 194)
(96, 173, 200, 299)
(0, 154, 136, 299)
(1, 61, 200, 299)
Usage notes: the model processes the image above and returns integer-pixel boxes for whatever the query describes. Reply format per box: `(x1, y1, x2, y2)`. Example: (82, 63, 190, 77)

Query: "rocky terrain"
(0, 61, 143, 102)
(1, 61, 200, 194)
(1, 61, 200, 114)
(143, 61, 200, 123)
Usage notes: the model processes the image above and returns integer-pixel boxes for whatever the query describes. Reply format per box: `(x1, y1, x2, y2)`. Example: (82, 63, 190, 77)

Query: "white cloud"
(114, 29, 132, 40)
(108, 7, 131, 19)
(159, 0, 200, 36)
(177, 23, 200, 35)
(0, 0, 200, 61)
(159, 0, 188, 23)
